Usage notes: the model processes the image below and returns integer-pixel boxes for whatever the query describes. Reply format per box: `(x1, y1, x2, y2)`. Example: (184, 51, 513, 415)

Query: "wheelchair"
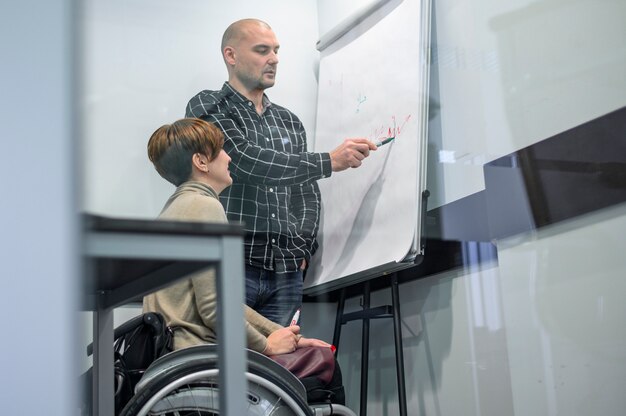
(87, 313, 357, 416)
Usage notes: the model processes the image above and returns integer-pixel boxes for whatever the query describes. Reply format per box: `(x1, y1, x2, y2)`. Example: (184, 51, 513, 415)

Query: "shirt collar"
(222, 82, 272, 112)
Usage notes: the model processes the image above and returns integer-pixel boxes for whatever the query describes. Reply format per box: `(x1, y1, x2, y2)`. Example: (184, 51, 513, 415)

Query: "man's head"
(221, 19, 280, 94)
(147, 118, 225, 186)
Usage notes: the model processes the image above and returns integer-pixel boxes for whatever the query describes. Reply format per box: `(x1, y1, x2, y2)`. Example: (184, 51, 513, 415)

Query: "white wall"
(81, 0, 320, 218)
(304, 204, 626, 415)
(497, 205, 626, 416)
(427, 0, 626, 208)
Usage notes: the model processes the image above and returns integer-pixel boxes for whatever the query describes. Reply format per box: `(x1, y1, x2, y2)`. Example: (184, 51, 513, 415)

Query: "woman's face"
(207, 149, 233, 192)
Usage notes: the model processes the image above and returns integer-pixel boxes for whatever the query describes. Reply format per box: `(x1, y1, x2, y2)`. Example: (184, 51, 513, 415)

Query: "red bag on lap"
(269, 346, 335, 384)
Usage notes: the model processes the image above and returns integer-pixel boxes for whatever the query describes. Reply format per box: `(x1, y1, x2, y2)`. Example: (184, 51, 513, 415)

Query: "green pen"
(375, 136, 395, 147)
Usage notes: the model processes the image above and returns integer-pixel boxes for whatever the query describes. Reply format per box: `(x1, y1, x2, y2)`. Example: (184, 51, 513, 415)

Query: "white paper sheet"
(306, 0, 428, 291)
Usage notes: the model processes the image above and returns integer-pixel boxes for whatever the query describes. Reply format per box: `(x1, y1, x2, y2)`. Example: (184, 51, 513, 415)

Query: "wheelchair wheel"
(119, 351, 313, 416)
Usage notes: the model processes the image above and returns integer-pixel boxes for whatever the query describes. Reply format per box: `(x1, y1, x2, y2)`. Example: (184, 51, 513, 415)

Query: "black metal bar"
(420, 189, 430, 252)
(360, 281, 371, 416)
(341, 305, 393, 323)
(391, 273, 408, 416)
(332, 288, 346, 352)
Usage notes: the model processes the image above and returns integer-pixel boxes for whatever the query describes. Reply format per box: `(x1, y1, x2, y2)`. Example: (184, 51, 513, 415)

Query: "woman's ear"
(192, 153, 209, 173)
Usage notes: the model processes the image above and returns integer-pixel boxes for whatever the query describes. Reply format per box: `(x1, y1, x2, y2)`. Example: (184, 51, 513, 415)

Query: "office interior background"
(2, 0, 625, 415)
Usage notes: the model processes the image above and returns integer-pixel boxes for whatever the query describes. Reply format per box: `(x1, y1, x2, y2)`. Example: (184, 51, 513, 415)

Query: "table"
(82, 214, 247, 416)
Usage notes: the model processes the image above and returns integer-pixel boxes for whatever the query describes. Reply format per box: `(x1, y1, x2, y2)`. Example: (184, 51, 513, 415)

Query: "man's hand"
(329, 138, 377, 172)
(264, 326, 300, 355)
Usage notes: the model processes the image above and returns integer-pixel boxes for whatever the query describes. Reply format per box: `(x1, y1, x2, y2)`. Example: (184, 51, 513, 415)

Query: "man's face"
(229, 24, 280, 92)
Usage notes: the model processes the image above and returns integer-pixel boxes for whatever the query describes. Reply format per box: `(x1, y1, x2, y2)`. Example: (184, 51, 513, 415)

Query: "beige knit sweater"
(143, 181, 283, 352)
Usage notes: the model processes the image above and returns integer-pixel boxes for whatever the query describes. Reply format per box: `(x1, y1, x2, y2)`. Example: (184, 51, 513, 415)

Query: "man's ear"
(192, 153, 209, 173)
(223, 46, 236, 66)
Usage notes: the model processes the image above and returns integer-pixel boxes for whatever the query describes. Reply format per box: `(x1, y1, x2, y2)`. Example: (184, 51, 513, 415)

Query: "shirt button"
(269, 188, 274, 192)
(248, 102, 253, 107)
(271, 213, 276, 218)
(266, 137, 270, 141)
(271, 238, 276, 243)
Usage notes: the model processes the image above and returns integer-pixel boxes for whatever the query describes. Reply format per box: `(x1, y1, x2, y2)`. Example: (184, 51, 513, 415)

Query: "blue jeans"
(245, 265, 303, 327)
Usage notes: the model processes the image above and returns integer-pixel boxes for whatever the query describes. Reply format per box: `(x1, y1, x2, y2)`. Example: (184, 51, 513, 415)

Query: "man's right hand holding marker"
(329, 138, 378, 171)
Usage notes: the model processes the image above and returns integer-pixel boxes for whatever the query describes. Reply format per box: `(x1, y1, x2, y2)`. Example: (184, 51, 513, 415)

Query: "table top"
(82, 213, 246, 309)
(84, 213, 246, 237)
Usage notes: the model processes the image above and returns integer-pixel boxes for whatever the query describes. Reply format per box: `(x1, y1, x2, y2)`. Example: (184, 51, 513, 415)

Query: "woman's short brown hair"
(147, 118, 225, 186)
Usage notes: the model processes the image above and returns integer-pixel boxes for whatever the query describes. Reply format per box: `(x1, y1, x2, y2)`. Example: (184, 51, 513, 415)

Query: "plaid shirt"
(186, 83, 332, 273)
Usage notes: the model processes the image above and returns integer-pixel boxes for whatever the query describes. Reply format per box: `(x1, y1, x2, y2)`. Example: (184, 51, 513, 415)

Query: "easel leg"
(391, 273, 408, 416)
(360, 281, 371, 416)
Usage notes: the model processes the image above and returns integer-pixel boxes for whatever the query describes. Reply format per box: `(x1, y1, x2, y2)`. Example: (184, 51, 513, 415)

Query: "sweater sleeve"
(191, 272, 275, 353)
(245, 305, 284, 336)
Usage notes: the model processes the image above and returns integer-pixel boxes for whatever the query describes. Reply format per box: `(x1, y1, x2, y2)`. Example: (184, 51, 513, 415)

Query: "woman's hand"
(296, 336, 331, 349)
(264, 326, 300, 355)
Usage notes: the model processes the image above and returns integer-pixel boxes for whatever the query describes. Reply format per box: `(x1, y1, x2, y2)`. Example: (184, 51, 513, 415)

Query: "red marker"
(290, 309, 301, 326)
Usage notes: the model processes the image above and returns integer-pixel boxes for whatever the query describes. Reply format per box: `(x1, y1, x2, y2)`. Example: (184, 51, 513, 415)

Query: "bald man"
(186, 19, 377, 326)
